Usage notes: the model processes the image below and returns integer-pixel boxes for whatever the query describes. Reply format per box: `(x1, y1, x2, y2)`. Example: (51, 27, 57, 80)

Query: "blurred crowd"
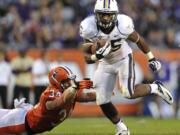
(0, 0, 179, 51)
(119, 0, 180, 49)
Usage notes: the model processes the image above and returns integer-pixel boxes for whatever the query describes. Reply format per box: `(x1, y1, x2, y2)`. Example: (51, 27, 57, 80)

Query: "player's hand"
(95, 41, 111, 59)
(77, 78, 93, 89)
(14, 98, 26, 108)
(148, 58, 161, 72)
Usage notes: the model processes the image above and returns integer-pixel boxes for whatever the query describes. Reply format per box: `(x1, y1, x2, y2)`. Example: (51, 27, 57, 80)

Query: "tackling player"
(0, 66, 96, 135)
(79, 0, 173, 135)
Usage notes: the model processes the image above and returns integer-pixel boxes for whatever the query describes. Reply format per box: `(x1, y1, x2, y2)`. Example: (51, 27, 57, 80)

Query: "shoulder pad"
(117, 14, 134, 36)
(79, 15, 98, 41)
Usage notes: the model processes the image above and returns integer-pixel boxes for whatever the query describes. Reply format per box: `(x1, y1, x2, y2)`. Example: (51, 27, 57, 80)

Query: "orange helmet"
(48, 66, 76, 91)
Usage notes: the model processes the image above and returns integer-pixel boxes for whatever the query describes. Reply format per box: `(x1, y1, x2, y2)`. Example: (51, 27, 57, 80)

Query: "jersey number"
(59, 109, 67, 121)
(51, 109, 67, 127)
(111, 38, 122, 52)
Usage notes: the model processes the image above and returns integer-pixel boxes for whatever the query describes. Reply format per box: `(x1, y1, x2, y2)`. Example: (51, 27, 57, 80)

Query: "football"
(91, 39, 107, 54)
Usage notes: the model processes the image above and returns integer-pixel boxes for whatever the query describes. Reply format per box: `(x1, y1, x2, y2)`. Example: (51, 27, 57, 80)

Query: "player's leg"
(0, 108, 27, 134)
(11, 85, 21, 108)
(94, 63, 118, 122)
(22, 87, 30, 103)
(100, 102, 129, 135)
(133, 81, 173, 105)
(0, 86, 7, 108)
(119, 54, 173, 105)
(94, 63, 129, 135)
(0, 109, 11, 118)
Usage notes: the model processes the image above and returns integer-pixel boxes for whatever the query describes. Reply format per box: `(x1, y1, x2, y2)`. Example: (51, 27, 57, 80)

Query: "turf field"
(39, 117, 180, 135)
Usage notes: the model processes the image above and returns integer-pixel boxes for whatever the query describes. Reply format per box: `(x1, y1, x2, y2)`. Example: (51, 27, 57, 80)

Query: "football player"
(0, 66, 96, 135)
(79, 0, 173, 135)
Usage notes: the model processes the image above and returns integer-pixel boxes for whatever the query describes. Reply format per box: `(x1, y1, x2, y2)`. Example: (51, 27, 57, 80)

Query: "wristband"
(146, 51, 154, 60)
(91, 54, 98, 61)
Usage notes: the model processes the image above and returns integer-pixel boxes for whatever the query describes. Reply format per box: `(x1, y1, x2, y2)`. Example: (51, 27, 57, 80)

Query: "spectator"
(0, 0, 179, 50)
(15, 0, 33, 22)
(24, 10, 41, 48)
(10, 48, 34, 107)
(0, 50, 11, 108)
(164, 28, 179, 49)
(32, 49, 48, 104)
(62, 23, 79, 49)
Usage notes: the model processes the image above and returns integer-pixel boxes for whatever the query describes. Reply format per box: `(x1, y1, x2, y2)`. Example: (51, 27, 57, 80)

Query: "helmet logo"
(104, 0, 110, 9)
(51, 71, 59, 85)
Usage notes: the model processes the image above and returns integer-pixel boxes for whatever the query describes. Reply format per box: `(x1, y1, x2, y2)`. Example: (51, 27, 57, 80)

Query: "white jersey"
(80, 14, 134, 64)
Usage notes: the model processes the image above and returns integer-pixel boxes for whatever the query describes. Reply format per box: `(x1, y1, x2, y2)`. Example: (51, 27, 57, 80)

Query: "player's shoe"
(154, 80, 173, 105)
(115, 128, 130, 135)
(115, 120, 130, 135)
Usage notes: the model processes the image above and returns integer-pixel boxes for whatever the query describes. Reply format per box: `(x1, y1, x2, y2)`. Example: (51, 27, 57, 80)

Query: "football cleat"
(154, 81, 173, 105)
(115, 128, 130, 135)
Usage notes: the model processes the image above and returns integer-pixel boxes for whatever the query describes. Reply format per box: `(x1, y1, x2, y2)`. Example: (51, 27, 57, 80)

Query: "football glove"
(14, 98, 33, 110)
(95, 41, 111, 59)
(77, 79, 93, 90)
(148, 58, 161, 72)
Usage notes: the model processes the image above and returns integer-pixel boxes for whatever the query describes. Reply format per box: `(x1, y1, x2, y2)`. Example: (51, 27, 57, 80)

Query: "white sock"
(149, 84, 158, 94)
(116, 120, 128, 130)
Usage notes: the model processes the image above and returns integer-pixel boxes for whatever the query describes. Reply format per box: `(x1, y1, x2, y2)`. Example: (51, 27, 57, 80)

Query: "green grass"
(39, 117, 180, 135)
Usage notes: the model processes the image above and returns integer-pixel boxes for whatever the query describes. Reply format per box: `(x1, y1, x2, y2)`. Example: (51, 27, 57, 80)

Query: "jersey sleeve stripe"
(127, 54, 134, 96)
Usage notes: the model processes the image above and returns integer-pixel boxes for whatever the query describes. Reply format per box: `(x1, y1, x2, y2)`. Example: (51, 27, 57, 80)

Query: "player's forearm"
(76, 89, 96, 102)
(84, 54, 96, 64)
(81, 42, 93, 53)
(46, 87, 77, 110)
(128, 31, 154, 60)
(63, 87, 78, 103)
(81, 42, 97, 64)
(136, 37, 157, 60)
(136, 36, 151, 54)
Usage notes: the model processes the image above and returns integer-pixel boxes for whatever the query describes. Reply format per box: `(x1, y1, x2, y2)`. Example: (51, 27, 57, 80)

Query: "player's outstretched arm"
(76, 89, 96, 102)
(75, 79, 96, 102)
(128, 31, 161, 72)
(46, 85, 78, 110)
(128, 31, 151, 54)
